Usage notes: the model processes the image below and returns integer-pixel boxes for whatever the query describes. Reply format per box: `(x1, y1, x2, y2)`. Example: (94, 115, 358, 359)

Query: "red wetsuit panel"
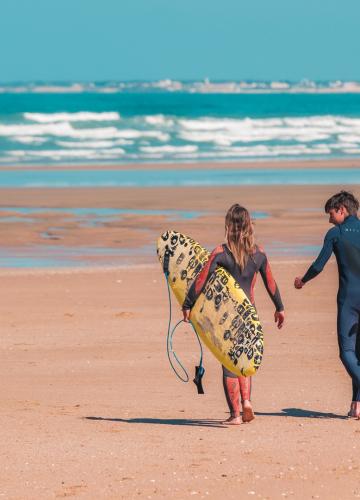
(265, 261, 276, 296)
(194, 245, 223, 296)
(183, 244, 283, 312)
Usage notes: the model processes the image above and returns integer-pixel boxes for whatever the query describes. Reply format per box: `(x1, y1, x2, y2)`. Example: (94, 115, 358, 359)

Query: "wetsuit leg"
(222, 366, 252, 398)
(352, 381, 360, 402)
(352, 324, 360, 401)
(239, 375, 252, 402)
(222, 366, 240, 417)
(337, 303, 360, 400)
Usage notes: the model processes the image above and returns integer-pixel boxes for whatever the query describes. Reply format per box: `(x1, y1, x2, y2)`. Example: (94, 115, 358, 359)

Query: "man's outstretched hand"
(274, 310, 285, 329)
(294, 277, 305, 289)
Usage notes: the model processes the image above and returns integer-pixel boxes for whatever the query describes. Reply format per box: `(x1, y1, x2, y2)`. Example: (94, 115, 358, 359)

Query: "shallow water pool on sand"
(0, 245, 154, 268)
(0, 207, 268, 229)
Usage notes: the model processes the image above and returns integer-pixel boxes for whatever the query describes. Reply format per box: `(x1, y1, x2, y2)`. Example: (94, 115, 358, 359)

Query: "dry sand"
(1, 171, 360, 499)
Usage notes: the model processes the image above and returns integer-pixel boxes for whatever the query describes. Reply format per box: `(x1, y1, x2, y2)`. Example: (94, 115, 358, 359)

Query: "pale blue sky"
(1, 0, 359, 82)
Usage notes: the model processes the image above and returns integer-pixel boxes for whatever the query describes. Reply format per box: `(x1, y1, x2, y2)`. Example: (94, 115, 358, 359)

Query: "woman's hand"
(274, 310, 285, 329)
(183, 308, 191, 323)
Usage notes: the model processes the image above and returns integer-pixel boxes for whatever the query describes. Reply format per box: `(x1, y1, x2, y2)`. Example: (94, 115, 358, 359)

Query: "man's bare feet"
(242, 400, 255, 423)
(348, 401, 360, 418)
(223, 415, 241, 425)
(348, 402, 356, 417)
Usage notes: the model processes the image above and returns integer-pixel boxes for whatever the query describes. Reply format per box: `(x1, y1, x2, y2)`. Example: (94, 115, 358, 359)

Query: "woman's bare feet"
(242, 400, 255, 423)
(222, 415, 241, 425)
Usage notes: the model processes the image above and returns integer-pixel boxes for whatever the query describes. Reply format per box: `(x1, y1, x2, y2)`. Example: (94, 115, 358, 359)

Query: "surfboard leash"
(163, 249, 205, 394)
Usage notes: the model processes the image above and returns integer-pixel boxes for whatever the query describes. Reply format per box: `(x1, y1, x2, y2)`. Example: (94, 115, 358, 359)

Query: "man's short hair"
(325, 191, 359, 215)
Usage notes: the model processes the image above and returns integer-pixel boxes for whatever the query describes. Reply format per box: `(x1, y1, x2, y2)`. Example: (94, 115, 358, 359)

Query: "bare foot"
(242, 401, 255, 423)
(222, 416, 241, 425)
(348, 401, 360, 418)
(354, 402, 360, 418)
(348, 402, 356, 417)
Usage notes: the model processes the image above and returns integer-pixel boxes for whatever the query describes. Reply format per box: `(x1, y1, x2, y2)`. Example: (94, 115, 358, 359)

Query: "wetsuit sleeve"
(182, 245, 227, 310)
(259, 253, 284, 311)
(302, 228, 337, 283)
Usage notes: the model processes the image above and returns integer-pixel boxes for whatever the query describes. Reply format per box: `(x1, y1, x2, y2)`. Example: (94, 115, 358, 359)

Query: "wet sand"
(1, 184, 359, 255)
(1, 173, 360, 498)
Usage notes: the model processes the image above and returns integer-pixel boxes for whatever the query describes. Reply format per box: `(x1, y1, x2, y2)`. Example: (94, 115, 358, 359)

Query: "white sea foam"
(113, 129, 169, 141)
(24, 112, 121, 123)
(338, 134, 360, 143)
(9, 148, 125, 160)
(0, 123, 74, 137)
(140, 145, 198, 153)
(12, 136, 48, 144)
(338, 118, 360, 127)
(55, 138, 133, 148)
(179, 129, 332, 144)
(56, 140, 118, 149)
(176, 116, 360, 145)
(342, 148, 360, 154)
(144, 115, 174, 126)
(179, 118, 245, 131)
(0, 123, 169, 142)
(165, 144, 333, 159)
(283, 117, 336, 127)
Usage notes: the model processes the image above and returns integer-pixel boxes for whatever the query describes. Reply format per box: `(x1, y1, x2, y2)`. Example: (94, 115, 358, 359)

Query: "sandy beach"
(1, 162, 360, 499)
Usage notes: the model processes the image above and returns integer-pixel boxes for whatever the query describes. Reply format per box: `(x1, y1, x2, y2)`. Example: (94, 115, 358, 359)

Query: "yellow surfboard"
(157, 230, 264, 377)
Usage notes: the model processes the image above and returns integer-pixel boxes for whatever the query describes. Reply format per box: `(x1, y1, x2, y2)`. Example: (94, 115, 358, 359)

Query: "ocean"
(1, 82, 360, 167)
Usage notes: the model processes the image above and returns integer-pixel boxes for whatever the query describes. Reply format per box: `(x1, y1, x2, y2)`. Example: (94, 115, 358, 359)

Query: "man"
(294, 191, 360, 418)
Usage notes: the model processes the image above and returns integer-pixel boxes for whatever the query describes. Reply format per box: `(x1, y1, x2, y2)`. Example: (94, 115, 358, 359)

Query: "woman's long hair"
(225, 204, 256, 271)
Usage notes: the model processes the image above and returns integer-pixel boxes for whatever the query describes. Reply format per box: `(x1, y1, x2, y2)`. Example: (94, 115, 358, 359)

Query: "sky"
(1, 0, 359, 82)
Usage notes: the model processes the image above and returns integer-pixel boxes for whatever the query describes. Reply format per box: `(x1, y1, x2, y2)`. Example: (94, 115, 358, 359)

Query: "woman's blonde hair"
(225, 204, 255, 271)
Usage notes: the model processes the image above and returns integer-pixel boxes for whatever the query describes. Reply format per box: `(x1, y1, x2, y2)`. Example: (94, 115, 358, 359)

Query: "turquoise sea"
(1, 82, 360, 169)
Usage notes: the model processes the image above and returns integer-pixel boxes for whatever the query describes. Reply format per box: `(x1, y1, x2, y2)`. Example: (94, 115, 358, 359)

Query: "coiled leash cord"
(163, 249, 205, 394)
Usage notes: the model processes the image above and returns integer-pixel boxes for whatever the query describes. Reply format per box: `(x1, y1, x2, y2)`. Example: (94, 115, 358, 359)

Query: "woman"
(183, 204, 285, 424)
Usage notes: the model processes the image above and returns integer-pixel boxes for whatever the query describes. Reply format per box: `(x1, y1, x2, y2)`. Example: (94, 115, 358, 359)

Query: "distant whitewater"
(1, 84, 360, 165)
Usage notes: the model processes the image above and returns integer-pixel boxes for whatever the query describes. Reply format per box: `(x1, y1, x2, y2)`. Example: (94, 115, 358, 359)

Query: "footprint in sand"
(56, 484, 87, 497)
(115, 311, 135, 318)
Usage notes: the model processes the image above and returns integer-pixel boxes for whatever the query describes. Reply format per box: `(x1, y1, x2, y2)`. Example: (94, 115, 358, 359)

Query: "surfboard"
(157, 230, 264, 377)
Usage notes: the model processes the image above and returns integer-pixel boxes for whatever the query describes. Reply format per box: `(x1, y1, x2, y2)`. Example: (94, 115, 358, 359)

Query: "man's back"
(332, 215, 360, 297)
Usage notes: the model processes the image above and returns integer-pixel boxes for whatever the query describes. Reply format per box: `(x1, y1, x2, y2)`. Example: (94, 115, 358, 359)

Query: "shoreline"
(1, 157, 360, 171)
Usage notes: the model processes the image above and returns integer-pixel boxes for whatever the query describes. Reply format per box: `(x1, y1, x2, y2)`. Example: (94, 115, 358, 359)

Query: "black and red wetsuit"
(183, 243, 284, 378)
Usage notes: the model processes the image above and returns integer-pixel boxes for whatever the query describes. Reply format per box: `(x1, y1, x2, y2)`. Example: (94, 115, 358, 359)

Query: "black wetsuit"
(183, 243, 284, 377)
(302, 215, 360, 401)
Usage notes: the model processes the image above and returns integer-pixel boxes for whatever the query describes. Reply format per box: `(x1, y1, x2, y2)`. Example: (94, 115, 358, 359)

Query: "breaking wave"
(1, 91, 360, 164)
